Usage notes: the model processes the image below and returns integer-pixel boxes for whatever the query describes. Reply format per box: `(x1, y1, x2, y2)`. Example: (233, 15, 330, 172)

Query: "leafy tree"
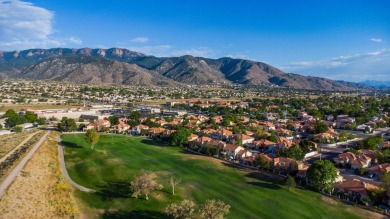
(306, 160, 337, 191)
(381, 172, 390, 190)
(5, 115, 27, 127)
(199, 199, 230, 219)
(367, 188, 386, 205)
(85, 129, 100, 149)
(267, 134, 278, 143)
(4, 109, 18, 118)
(254, 155, 271, 170)
(313, 121, 328, 134)
(354, 167, 367, 176)
(36, 117, 46, 125)
(169, 176, 181, 195)
(0, 124, 2, 130)
(108, 116, 119, 126)
(57, 117, 77, 132)
(170, 128, 191, 147)
(286, 144, 305, 161)
(14, 126, 23, 133)
(165, 199, 196, 219)
(130, 170, 163, 200)
(24, 111, 37, 123)
(129, 111, 141, 121)
(299, 140, 316, 154)
(286, 175, 296, 191)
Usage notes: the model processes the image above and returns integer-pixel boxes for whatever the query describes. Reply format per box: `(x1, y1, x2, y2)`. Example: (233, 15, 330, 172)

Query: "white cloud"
(123, 44, 214, 58)
(280, 49, 390, 82)
(67, 36, 82, 45)
(130, 37, 149, 43)
(0, 0, 57, 49)
(370, 38, 383, 43)
(170, 47, 213, 57)
(226, 51, 250, 59)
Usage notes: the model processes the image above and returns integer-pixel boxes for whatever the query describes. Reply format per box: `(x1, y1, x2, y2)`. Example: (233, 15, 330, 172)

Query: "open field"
(0, 104, 82, 112)
(0, 131, 78, 219)
(62, 134, 384, 219)
(0, 129, 40, 159)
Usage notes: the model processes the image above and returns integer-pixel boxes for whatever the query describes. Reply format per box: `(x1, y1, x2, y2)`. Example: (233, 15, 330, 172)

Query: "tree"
(381, 172, 390, 191)
(4, 109, 18, 118)
(14, 126, 23, 133)
(36, 117, 46, 125)
(286, 175, 296, 191)
(254, 155, 271, 170)
(0, 124, 2, 130)
(169, 176, 181, 195)
(108, 116, 119, 126)
(286, 144, 305, 161)
(170, 128, 191, 147)
(313, 121, 328, 134)
(199, 199, 230, 219)
(130, 170, 163, 200)
(57, 117, 77, 132)
(24, 111, 37, 123)
(165, 199, 195, 219)
(306, 160, 337, 191)
(85, 129, 100, 149)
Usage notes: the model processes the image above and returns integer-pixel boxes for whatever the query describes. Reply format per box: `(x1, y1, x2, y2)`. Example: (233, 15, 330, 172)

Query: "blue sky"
(0, 0, 389, 82)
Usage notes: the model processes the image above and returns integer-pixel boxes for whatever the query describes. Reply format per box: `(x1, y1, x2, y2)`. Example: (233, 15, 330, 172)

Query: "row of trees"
(3, 109, 45, 128)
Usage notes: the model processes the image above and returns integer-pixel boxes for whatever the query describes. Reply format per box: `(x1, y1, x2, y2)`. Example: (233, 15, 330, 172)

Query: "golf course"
(62, 134, 375, 219)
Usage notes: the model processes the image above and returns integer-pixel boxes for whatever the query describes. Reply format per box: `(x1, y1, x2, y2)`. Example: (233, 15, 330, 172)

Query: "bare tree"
(169, 176, 181, 195)
(165, 199, 195, 219)
(130, 170, 163, 200)
(199, 199, 230, 219)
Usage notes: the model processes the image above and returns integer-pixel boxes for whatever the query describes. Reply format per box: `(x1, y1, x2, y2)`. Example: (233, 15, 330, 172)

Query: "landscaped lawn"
(62, 134, 369, 219)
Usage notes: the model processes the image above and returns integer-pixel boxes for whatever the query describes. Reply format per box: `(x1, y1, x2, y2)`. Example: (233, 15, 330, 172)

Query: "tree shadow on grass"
(97, 180, 132, 200)
(102, 210, 168, 219)
(61, 140, 83, 148)
(140, 139, 167, 147)
(245, 172, 283, 190)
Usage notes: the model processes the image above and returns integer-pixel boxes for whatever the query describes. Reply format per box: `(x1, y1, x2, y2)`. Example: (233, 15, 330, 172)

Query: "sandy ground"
(0, 132, 79, 219)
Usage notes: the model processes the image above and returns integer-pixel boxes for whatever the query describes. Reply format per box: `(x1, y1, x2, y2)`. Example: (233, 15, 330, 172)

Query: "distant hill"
(0, 47, 372, 90)
(360, 80, 390, 88)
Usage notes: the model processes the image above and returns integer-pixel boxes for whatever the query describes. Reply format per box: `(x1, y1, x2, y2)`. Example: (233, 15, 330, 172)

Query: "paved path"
(0, 131, 50, 198)
(0, 131, 42, 164)
(57, 136, 95, 193)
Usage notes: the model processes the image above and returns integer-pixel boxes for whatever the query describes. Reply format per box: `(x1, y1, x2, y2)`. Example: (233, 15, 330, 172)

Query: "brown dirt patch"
(0, 132, 79, 219)
(321, 196, 338, 206)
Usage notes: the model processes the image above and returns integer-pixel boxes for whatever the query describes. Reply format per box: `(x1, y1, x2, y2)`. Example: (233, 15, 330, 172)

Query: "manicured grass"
(63, 134, 366, 219)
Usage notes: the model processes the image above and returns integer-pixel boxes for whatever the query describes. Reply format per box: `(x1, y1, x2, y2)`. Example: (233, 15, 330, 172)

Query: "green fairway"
(62, 134, 367, 219)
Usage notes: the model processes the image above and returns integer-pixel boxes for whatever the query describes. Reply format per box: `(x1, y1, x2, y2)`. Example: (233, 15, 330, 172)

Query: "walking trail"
(57, 135, 95, 193)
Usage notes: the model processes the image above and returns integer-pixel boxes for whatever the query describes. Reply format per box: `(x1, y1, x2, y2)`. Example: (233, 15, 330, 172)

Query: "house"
(334, 179, 378, 200)
(111, 118, 130, 133)
(333, 152, 371, 169)
(222, 144, 245, 159)
(236, 149, 252, 160)
(379, 141, 390, 150)
(272, 157, 299, 175)
(246, 139, 277, 151)
(85, 119, 110, 131)
(228, 134, 254, 145)
(148, 127, 166, 138)
(188, 134, 199, 142)
(131, 124, 149, 135)
(367, 163, 390, 176)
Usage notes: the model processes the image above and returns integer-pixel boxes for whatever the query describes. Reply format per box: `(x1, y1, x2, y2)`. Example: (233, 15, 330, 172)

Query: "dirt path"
(0, 131, 50, 197)
(0, 130, 42, 163)
(57, 136, 95, 193)
(0, 131, 79, 218)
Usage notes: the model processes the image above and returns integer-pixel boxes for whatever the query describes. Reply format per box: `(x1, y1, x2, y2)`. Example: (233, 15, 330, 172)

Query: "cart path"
(57, 136, 95, 193)
(0, 131, 50, 198)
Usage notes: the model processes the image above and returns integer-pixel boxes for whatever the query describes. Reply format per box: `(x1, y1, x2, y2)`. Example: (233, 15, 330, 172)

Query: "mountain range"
(360, 80, 390, 88)
(0, 48, 370, 90)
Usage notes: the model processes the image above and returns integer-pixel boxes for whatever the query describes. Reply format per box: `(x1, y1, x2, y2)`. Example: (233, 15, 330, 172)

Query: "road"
(57, 136, 95, 193)
(0, 131, 50, 198)
(0, 131, 42, 164)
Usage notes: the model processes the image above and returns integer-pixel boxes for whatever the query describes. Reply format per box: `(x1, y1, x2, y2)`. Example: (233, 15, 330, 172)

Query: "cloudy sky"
(0, 0, 389, 82)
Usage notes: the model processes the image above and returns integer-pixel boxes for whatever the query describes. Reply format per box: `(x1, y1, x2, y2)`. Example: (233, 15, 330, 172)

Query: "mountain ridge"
(0, 47, 372, 90)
